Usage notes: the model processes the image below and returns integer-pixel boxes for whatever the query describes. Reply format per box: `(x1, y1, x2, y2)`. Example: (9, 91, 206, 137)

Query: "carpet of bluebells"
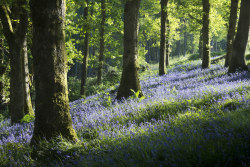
(0, 61, 250, 166)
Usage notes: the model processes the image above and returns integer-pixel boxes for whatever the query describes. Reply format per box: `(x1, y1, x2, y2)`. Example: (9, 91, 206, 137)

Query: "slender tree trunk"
(228, 0, 250, 73)
(30, 0, 78, 144)
(202, 0, 210, 69)
(22, 38, 33, 115)
(97, 0, 106, 84)
(0, 1, 31, 123)
(116, 0, 142, 99)
(159, 0, 168, 75)
(0, 38, 6, 107)
(225, 0, 239, 67)
(80, 0, 89, 97)
(166, 17, 170, 67)
(198, 29, 203, 58)
(183, 28, 187, 56)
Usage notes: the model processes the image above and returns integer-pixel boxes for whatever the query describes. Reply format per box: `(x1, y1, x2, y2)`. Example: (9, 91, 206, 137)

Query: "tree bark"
(116, 0, 142, 99)
(30, 0, 78, 144)
(166, 17, 170, 67)
(22, 38, 33, 115)
(228, 0, 250, 73)
(0, 38, 6, 107)
(159, 0, 168, 75)
(0, 1, 33, 123)
(183, 30, 187, 56)
(97, 0, 106, 84)
(198, 29, 203, 58)
(80, 0, 90, 97)
(201, 0, 210, 69)
(225, 0, 239, 67)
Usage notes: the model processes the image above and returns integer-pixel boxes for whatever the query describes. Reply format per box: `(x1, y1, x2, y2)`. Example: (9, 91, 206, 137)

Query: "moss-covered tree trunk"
(0, 1, 32, 123)
(201, 0, 210, 69)
(225, 0, 239, 67)
(22, 38, 33, 115)
(159, 0, 168, 75)
(80, 0, 90, 97)
(228, 0, 250, 73)
(116, 0, 142, 99)
(30, 0, 78, 144)
(97, 0, 106, 85)
(0, 38, 6, 108)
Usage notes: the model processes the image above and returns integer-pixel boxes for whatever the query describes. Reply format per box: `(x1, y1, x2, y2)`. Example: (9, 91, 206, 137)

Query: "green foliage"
(0, 143, 34, 167)
(130, 89, 145, 102)
(20, 114, 35, 123)
(102, 92, 112, 107)
(0, 114, 4, 122)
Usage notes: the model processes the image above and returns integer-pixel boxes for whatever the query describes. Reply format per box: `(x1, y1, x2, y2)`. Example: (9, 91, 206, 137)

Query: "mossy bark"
(22, 38, 34, 115)
(201, 0, 210, 69)
(30, 0, 78, 144)
(80, 0, 90, 97)
(228, 0, 250, 73)
(97, 0, 106, 84)
(0, 38, 6, 106)
(0, 1, 31, 123)
(159, 0, 168, 76)
(116, 0, 142, 100)
(225, 0, 239, 67)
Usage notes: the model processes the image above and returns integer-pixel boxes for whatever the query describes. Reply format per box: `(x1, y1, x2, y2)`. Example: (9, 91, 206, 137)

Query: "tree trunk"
(22, 38, 33, 115)
(0, 38, 6, 107)
(225, 0, 239, 67)
(183, 30, 187, 56)
(0, 1, 31, 123)
(30, 0, 78, 144)
(166, 16, 170, 67)
(198, 29, 203, 58)
(176, 39, 181, 56)
(116, 0, 142, 99)
(166, 14, 170, 67)
(202, 0, 210, 69)
(97, 0, 106, 84)
(228, 0, 250, 73)
(159, 0, 168, 75)
(80, 0, 90, 97)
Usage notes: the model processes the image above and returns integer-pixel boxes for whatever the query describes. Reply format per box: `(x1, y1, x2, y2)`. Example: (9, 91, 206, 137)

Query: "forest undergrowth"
(0, 55, 249, 167)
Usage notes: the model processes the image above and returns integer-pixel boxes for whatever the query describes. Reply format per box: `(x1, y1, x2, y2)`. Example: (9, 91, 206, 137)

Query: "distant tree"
(116, 0, 143, 99)
(80, 0, 90, 97)
(225, 0, 239, 67)
(165, 16, 170, 67)
(201, 0, 210, 69)
(30, 0, 78, 144)
(159, 0, 169, 75)
(228, 0, 250, 73)
(97, 0, 106, 84)
(0, 0, 33, 123)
